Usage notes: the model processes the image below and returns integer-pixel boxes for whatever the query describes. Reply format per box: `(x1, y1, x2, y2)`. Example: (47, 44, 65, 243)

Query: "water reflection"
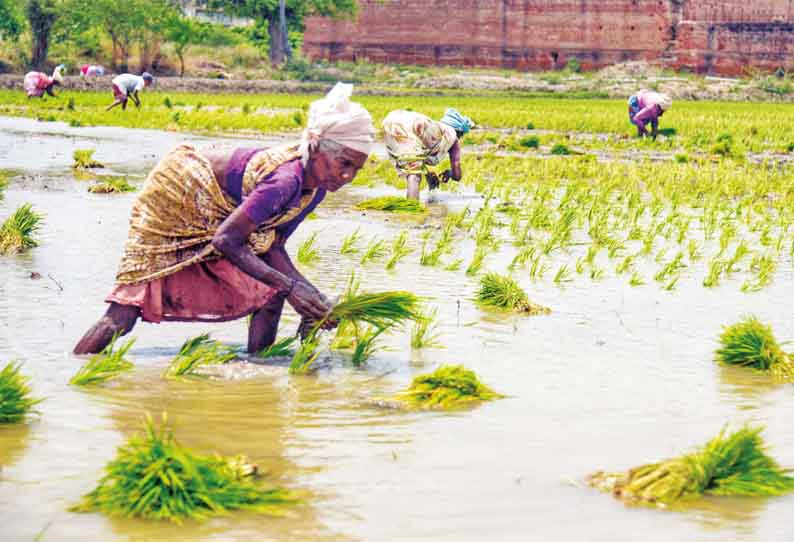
(0, 423, 33, 472)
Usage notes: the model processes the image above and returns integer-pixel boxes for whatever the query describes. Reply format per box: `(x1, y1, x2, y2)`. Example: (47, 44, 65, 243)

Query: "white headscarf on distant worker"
(299, 82, 376, 165)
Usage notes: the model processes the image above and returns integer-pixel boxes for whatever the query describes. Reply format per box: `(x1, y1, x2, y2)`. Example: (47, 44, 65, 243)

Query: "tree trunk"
(268, 17, 286, 66)
(26, 0, 57, 69)
(179, 53, 184, 77)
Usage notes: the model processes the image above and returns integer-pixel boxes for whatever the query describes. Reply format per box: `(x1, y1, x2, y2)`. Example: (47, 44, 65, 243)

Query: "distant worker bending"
(23, 64, 65, 99)
(628, 89, 672, 139)
(382, 108, 474, 200)
(107, 72, 154, 111)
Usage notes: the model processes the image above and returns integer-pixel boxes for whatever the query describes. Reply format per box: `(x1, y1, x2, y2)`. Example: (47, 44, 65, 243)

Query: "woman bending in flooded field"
(628, 89, 672, 139)
(75, 83, 375, 355)
(382, 108, 474, 200)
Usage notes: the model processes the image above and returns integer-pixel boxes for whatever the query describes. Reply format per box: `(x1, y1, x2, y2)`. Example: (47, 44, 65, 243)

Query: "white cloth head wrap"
(299, 82, 376, 166)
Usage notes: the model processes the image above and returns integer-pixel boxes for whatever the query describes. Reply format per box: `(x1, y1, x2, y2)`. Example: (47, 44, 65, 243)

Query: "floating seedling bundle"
(476, 273, 550, 315)
(0, 362, 41, 423)
(70, 337, 135, 386)
(72, 415, 297, 522)
(355, 196, 425, 213)
(0, 204, 42, 255)
(588, 426, 794, 505)
(72, 149, 104, 169)
(392, 365, 503, 410)
(165, 334, 237, 378)
(715, 316, 794, 380)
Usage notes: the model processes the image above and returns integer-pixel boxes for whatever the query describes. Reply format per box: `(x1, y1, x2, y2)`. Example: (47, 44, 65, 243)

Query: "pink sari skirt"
(106, 259, 279, 323)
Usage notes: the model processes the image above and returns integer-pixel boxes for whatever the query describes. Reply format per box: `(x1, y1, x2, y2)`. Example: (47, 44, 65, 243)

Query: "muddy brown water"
(2, 117, 794, 541)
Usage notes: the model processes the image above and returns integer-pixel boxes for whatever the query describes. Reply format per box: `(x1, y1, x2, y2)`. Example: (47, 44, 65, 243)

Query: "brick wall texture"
(303, 1, 794, 75)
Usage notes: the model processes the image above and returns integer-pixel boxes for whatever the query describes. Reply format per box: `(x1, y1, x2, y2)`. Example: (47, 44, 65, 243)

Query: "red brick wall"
(304, 0, 794, 75)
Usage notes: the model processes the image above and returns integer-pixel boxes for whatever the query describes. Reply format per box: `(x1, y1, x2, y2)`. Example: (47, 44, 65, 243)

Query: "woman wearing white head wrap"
(75, 83, 375, 356)
(23, 64, 65, 98)
(628, 89, 672, 139)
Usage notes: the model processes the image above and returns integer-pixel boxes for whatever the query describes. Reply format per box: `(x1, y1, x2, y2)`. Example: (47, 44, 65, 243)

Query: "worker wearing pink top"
(23, 64, 65, 98)
(628, 90, 672, 139)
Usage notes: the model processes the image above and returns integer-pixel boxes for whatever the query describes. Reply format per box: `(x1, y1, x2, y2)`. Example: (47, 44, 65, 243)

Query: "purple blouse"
(227, 149, 325, 242)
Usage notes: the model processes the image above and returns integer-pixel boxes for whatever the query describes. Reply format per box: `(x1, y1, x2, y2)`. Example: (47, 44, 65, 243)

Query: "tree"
(26, 0, 61, 69)
(0, 0, 24, 41)
(164, 15, 205, 76)
(213, 0, 358, 65)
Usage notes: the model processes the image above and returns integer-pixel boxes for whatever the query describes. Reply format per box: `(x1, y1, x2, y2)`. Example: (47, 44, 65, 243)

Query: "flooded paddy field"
(2, 116, 794, 541)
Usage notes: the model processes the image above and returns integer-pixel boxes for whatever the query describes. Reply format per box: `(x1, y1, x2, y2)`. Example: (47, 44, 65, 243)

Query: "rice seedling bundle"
(476, 273, 550, 315)
(71, 415, 297, 522)
(393, 365, 503, 409)
(0, 204, 43, 255)
(88, 176, 136, 194)
(588, 426, 794, 505)
(355, 196, 425, 213)
(73, 149, 104, 169)
(715, 316, 794, 379)
(70, 337, 135, 386)
(0, 362, 41, 423)
(165, 334, 237, 378)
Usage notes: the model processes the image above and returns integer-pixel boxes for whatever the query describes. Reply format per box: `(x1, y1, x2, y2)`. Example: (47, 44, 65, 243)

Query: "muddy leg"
(406, 174, 421, 201)
(73, 303, 140, 355)
(247, 295, 286, 354)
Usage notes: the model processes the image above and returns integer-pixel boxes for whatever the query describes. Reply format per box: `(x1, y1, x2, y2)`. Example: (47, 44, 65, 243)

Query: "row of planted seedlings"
(346, 150, 794, 293)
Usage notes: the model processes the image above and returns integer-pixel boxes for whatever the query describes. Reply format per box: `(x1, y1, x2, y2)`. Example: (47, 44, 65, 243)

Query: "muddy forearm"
(264, 245, 314, 289)
(212, 237, 292, 293)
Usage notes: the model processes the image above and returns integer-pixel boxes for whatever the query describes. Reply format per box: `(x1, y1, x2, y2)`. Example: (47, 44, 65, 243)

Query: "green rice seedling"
(716, 316, 794, 379)
(553, 264, 573, 284)
(70, 337, 135, 386)
(726, 241, 750, 273)
(88, 176, 136, 194)
(629, 271, 645, 287)
(663, 275, 680, 291)
(350, 326, 387, 367)
(466, 245, 489, 276)
(654, 252, 686, 282)
(616, 254, 635, 275)
(584, 243, 601, 265)
(550, 143, 571, 155)
(288, 335, 321, 375)
(0, 204, 43, 255)
(703, 258, 725, 288)
(687, 240, 702, 262)
(163, 96, 173, 109)
(509, 244, 535, 271)
(529, 255, 550, 280)
(393, 365, 503, 410)
(73, 149, 104, 169)
(165, 335, 237, 378)
(360, 237, 386, 265)
(71, 414, 298, 522)
(0, 171, 8, 199)
(385, 230, 412, 270)
(588, 426, 794, 505)
(340, 228, 362, 255)
(589, 266, 605, 281)
(411, 307, 443, 349)
(575, 257, 586, 274)
(255, 336, 297, 359)
(355, 196, 424, 213)
(0, 362, 42, 423)
(742, 253, 776, 293)
(297, 232, 320, 264)
(444, 205, 470, 230)
(444, 258, 463, 271)
(476, 273, 550, 315)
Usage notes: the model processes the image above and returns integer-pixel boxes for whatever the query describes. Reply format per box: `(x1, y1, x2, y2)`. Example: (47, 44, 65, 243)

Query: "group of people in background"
(20, 63, 672, 203)
(23, 64, 155, 112)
